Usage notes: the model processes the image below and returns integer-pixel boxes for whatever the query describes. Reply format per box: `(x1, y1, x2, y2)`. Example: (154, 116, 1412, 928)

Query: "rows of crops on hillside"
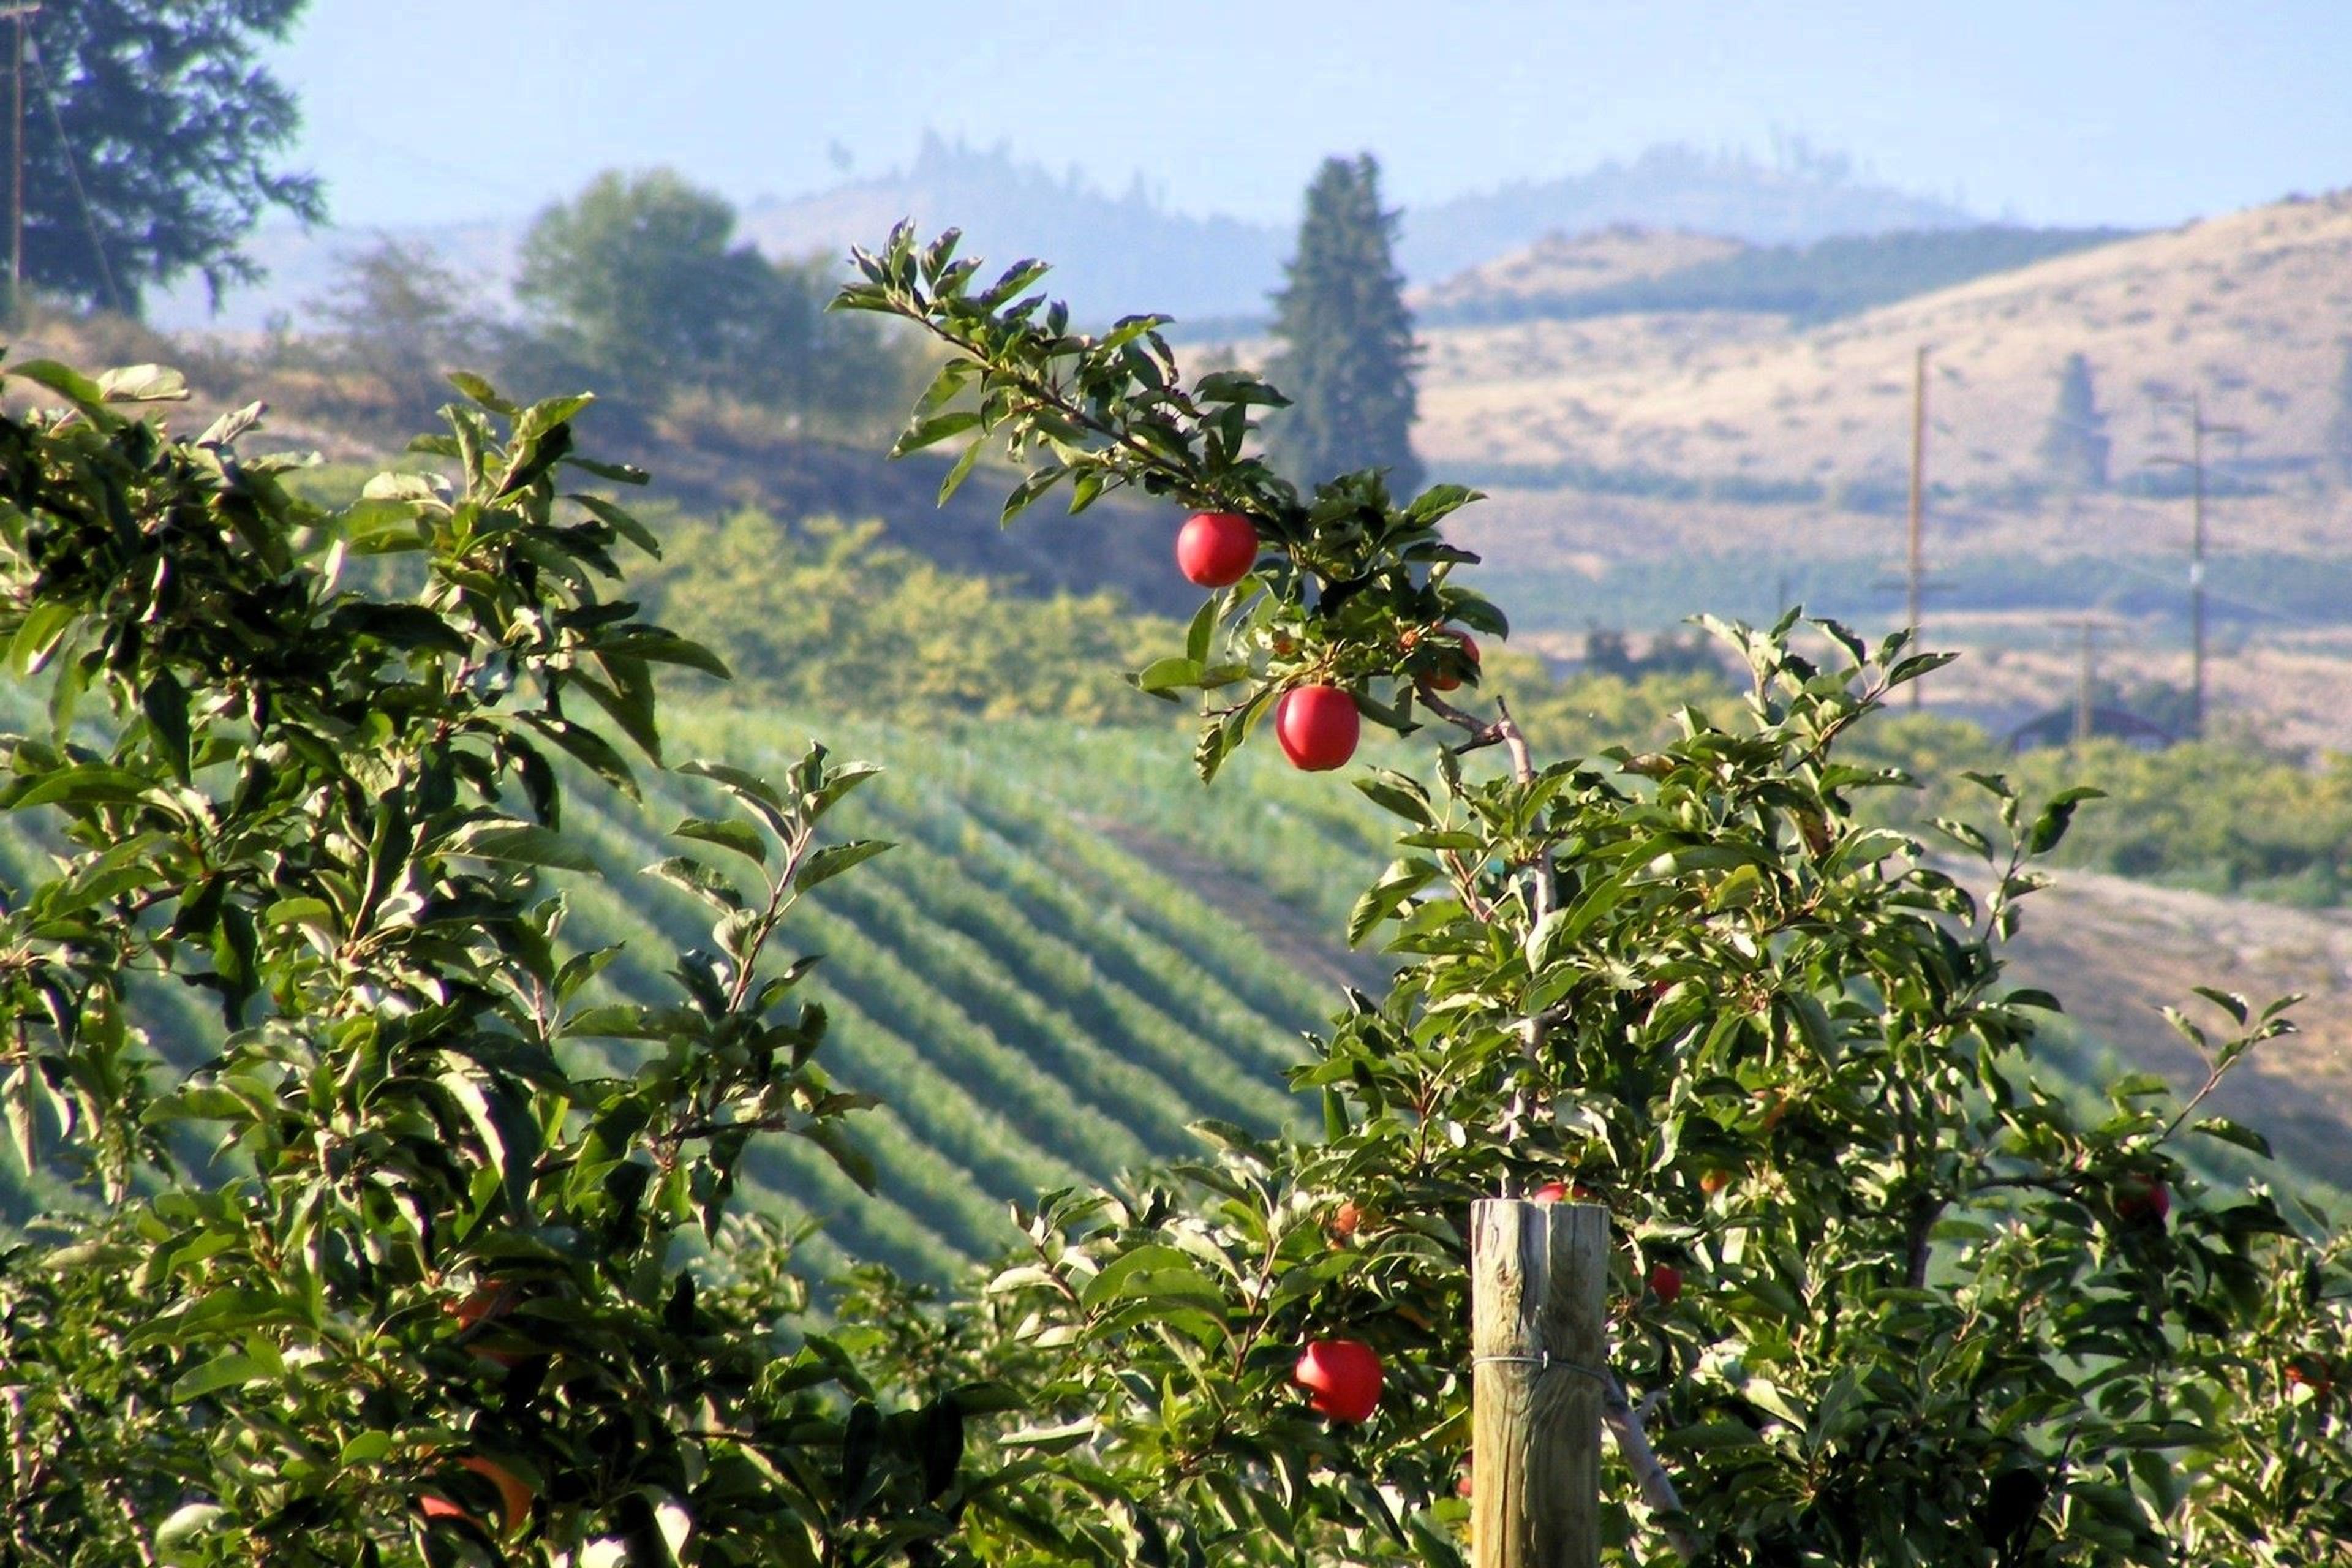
(0, 690, 1400, 1281)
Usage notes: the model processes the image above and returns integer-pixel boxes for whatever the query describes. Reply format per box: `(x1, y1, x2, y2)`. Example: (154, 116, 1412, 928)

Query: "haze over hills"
(150, 134, 1987, 333)
(1414, 191, 2352, 499)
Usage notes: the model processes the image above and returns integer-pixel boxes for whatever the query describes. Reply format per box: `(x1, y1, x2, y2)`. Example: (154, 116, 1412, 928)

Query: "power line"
(4, 2, 34, 320)
(26, 29, 119, 315)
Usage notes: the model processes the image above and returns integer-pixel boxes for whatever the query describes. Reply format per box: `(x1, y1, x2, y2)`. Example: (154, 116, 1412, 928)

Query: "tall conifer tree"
(2037, 351, 2111, 489)
(1264, 154, 1423, 496)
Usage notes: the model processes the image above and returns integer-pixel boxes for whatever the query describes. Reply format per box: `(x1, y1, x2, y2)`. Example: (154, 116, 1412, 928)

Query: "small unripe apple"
(2113, 1174, 2171, 1226)
(1274, 685, 1360, 772)
(1293, 1337, 1382, 1423)
(420, 1456, 532, 1536)
(1647, 1262, 1683, 1306)
(1175, 510, 1258, 587)
(1426, 629, 1481, 692)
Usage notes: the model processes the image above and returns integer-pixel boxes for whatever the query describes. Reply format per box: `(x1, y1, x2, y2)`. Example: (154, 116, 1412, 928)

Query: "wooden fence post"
(1471, 1197, 1607, 1568)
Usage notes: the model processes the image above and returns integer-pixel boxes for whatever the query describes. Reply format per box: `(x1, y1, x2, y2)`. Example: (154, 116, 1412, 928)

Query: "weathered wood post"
(1471, 1197, 1608, 1568)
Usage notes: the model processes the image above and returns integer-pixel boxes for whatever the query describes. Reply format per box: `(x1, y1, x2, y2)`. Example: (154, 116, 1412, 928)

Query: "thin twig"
(1605, 1370, 1700, 1561)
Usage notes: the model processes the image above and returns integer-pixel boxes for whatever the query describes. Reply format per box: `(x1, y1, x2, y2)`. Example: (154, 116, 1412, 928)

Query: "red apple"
(1175, 510, 1257, 587)
(1456, 1458, 1474, 1499)
(1699, 1168, 1736, 1197)
(448, 1283, 523, 1369)
(1426, 629, 1481, 692)
(1294, 1337, 1383, 1423)
(1331, 1200, 1365, 1240)
(420, 1456, 532, 1536)
(1647, 1262, 1684, 1306)
(1529, 1180, 1570, 1204)
(1274, 685, 1360, 772)
(2286, 1357, 2335, 1400)
(2113, 1174, 2171, 1226)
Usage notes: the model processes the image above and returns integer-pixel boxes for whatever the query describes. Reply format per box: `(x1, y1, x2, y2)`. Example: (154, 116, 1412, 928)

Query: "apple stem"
(1605, 1370, 1700, 1561)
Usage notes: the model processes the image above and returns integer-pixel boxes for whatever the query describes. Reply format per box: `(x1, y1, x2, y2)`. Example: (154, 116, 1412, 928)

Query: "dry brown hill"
(1408, 226, 1748, 318)
(1415, 192, 2352, 498)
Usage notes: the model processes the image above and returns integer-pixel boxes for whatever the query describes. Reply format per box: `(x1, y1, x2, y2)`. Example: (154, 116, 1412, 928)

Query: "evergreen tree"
(2329, 339, 2352, 486)
(2037, 351, 2111, 488)
(1264, 154, 1423, 496)
(11, 1, 323, 315)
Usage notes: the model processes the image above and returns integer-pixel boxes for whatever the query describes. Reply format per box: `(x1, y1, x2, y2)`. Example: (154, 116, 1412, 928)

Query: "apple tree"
(835, 228, 2352, 1567)
(0, 357, 1011, 1562)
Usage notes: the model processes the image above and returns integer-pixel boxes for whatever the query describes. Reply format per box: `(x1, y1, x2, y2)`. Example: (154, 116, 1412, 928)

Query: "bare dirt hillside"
(1417, 191, 2352, 498)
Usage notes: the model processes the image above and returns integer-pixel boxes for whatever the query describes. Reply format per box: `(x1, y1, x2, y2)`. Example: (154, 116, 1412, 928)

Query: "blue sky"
(274, 1, 2351, 229)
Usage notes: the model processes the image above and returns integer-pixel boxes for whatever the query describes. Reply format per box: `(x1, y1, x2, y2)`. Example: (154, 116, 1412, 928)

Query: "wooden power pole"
(1471, 1198, 1607, 1568)
(2146, 393, 2242, 738)
(1905, 344, 1928, 707)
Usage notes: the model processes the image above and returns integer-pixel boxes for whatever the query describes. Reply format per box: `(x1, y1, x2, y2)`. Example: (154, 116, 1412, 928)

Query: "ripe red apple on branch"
(1647, 1263, 1684, 1307)
(1175, 510, 1257, 587)
(1273, 685, 1360, 771)
(1293, 1337, 1382, 1423)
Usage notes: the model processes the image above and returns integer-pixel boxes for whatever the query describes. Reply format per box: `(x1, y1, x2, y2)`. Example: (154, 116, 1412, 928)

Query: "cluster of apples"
(1175, 511, 1479, 773)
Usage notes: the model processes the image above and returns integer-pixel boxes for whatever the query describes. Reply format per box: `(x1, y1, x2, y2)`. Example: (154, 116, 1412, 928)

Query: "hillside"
(0, 686, 1395, 1283)
(1408, 227, 1749, 319)
(1414, 225, 2137, 328)
(1396, 141, 1973, 281)
(1416, 192, 2352, 500)
(151, 137, 1988, 336)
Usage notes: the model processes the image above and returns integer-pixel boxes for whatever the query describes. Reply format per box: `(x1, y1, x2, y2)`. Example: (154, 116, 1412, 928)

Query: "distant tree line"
(285, 168, 924, 440)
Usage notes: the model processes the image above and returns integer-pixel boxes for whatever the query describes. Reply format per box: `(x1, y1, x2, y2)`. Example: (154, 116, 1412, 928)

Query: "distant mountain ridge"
(153, 134, 1986, 334)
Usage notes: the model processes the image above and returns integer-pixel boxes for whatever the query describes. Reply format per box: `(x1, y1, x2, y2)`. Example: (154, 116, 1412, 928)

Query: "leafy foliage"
(513, 169, 913, 429)
(844, 228, 2352, 1567)
(0, 357, 981, 1561)
(9, 0, 324, 314)
(1263, 155, 1424, 497)
(638, 512, 1172, 725)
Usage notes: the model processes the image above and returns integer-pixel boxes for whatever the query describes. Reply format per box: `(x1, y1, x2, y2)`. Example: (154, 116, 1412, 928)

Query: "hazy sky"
(275, 1, 2350, 230)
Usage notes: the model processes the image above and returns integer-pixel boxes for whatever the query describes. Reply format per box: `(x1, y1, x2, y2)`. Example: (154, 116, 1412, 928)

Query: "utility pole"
(2146, 393, 2244, 738)
(1905, 344, 1928, 707)
(2059, 616, 2104, 746)
(4, 4, 35, 323)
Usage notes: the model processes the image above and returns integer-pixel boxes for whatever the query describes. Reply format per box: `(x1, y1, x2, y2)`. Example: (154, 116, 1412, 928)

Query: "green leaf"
(171, 1352, 273, 1403)
(673, 816, 767, 866)
(794, 839, 892, 893)
(140, 669, 192, 782)
(449, 821, 599, 873)
(2193, 1117, 2272, 1158)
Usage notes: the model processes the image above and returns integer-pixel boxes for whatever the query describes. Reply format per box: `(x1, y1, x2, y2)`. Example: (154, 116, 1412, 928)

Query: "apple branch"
(1605, 1371, 1701, 1562)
